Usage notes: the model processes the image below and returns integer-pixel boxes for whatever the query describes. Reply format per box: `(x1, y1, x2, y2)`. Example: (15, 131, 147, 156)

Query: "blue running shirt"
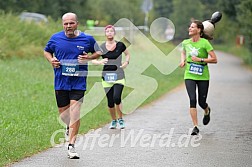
(44, 31, 97, 90)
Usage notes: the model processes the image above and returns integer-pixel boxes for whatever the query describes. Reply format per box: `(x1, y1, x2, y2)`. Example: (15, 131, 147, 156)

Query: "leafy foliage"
(0, 0, 251, 52)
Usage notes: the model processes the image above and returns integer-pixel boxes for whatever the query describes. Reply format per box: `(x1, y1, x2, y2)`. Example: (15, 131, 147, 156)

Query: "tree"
(236, 0, 252, 51)
(170, 0, 204, 40)
(153, 0, 173, 18)
(200, 0, 220, 19)
(218, 0, 240, 21)
(80, 0, 144, 26)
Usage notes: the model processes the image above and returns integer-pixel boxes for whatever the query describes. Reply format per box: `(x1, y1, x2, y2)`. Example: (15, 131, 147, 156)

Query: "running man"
(44, 12, 100, 159)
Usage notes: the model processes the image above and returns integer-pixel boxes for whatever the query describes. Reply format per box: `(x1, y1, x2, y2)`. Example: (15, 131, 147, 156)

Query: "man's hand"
(78, 52, 89, 64)
(51, 57, 60, 68)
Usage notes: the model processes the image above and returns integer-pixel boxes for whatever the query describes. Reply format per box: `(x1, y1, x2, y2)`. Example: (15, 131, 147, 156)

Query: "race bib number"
(104, 73, 118, 83)
(189, 63, 204, 75)
(62, 64, 79, 76)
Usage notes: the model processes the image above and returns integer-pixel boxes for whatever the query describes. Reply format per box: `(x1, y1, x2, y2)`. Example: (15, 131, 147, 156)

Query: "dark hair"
(191, 20, 212, 40)
(192, 20, 204, 36)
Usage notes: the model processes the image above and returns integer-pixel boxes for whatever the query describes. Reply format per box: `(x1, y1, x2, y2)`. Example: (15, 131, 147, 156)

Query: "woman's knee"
(114, 96, 121, 105)
(199, 101, 208, 109)
(107, 98, 115, 108)
(190, 99, 197, 108)
(108, 102, 114, 108)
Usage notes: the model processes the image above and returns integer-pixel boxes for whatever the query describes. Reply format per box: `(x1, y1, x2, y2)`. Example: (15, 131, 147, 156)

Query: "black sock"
(68, 144, 74, 149)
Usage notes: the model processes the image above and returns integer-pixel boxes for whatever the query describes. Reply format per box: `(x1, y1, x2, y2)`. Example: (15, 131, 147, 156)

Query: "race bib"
(62, 64, 79, 76)
(104, 73, 118, 83)
(189, 63, 204, 75)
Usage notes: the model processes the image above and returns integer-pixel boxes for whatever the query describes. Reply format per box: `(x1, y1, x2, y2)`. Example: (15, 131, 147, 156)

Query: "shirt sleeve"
(44, 36, 55, 54)
(120, 42, 126, 52)
(205, 40, 214, 52)
(181, 40, 186, 51)
(88, 36, 98, 53)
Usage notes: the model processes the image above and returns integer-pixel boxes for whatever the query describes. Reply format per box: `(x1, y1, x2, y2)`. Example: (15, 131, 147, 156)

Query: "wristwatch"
(201, 58, 204, 63)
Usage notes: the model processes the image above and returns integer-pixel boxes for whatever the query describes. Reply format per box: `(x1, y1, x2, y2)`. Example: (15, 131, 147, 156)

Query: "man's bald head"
(62, 12, 78, 22)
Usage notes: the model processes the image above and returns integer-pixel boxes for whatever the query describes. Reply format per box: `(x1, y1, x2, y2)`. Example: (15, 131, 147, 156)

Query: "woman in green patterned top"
(179, 20, 217, 135)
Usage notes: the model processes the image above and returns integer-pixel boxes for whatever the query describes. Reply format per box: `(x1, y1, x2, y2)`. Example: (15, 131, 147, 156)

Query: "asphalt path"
(11, 51, 252, 167)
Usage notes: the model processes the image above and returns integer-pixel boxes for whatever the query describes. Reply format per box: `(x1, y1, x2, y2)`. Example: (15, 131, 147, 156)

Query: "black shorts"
(55, 90, 85, 108)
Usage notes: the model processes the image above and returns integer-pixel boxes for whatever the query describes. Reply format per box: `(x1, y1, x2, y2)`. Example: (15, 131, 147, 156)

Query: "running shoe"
(191, 126, 199, 135)
(118, 118, 125, 129)
(203, 107, 211, 125)
(109, 120, 117, 129)
(68, 145, 79, 159)
(65, 126, 69, 142)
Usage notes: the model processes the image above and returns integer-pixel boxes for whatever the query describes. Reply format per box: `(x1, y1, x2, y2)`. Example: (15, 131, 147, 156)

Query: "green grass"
(0, 57, 57, 164)
(0, 12, 60, 59)
(213, 43, 252, 68)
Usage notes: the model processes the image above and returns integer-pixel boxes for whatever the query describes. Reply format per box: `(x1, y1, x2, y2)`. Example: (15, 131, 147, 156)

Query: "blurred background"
(0, 0, 251, 50)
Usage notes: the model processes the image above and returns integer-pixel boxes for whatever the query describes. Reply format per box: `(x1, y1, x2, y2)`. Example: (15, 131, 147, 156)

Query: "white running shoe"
(68, 145, 79, 159)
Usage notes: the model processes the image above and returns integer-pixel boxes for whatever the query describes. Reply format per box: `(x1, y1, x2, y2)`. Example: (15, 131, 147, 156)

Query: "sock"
(204, 108, 209, 115)
(68, 144, 74, 149)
